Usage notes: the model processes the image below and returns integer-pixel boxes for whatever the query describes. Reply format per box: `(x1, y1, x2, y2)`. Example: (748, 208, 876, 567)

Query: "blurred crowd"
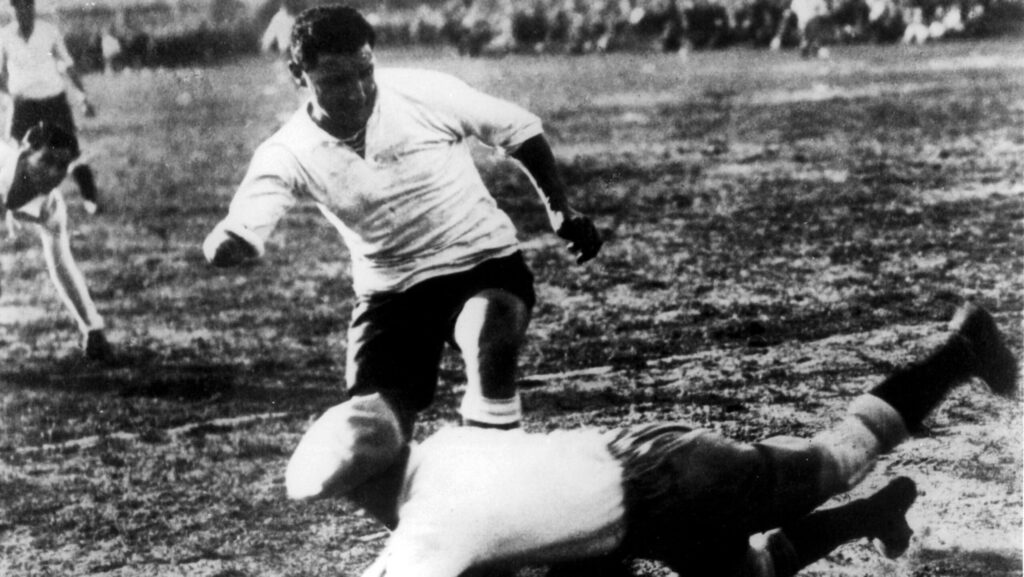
(400, 0, 1010, 57)
(53, 0, 1021, 73)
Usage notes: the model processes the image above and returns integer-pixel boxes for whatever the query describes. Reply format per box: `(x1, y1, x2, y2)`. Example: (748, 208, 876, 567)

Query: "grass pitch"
(1, 39, 1022, 576)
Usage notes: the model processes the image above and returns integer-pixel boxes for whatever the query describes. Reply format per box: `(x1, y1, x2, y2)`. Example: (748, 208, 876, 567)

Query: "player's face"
(302, 45, 377, 134)
(20, 145, 74, 193)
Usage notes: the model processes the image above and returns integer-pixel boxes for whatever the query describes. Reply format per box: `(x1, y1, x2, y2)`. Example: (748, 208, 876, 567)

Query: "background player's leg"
(69, 162, 100, 213)
(35, 197, 110, 360)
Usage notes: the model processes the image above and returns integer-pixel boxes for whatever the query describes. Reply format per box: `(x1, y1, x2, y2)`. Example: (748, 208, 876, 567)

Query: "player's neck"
(307, 106, 369, 156)
(16, 20, 34, 40)
(311, 113, 366, 142)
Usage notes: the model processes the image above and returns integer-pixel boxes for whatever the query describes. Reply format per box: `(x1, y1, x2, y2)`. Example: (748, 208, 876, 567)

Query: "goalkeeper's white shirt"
(208, 68, 542, 297)
(363, 427, 627, 577)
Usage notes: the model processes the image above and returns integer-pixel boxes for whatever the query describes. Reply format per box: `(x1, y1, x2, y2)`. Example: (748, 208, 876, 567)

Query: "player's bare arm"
(511, 134, 603, 263)
(62, 65, 94, 117)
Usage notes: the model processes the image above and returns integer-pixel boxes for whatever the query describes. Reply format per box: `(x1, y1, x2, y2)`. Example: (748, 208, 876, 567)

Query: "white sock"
(459, 392, 522, 428)
(812, 394, 909, 492)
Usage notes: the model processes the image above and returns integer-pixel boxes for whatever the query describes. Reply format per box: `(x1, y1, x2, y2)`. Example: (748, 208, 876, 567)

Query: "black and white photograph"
(0, 0, 1021, 576)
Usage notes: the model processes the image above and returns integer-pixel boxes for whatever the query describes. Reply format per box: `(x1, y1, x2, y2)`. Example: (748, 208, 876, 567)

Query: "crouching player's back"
(382, 426, 627, 575)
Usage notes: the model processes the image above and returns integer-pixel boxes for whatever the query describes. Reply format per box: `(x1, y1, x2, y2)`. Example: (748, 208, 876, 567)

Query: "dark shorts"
(607, 423, 835, 576)
(10, 93, 77, 141)
(345, 252, 535, 430)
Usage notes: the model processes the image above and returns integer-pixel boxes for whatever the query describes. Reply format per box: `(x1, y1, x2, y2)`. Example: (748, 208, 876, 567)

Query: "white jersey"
(0, 20, 73, 100)
(365, 427, 627, 577)
(212, 68, 542, 296)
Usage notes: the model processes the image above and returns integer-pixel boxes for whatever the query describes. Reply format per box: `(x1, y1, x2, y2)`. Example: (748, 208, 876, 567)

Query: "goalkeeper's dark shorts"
(606, 423, 837, 576)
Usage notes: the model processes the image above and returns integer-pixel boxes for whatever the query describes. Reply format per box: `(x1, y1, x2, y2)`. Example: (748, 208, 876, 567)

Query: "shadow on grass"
(1, 351, 236, 399)
(0, 345, 341, 409)
(914, 547, 1023, 577)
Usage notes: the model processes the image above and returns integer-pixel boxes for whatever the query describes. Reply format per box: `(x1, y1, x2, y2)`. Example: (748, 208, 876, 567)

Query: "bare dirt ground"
(1, 38, 1022, 576)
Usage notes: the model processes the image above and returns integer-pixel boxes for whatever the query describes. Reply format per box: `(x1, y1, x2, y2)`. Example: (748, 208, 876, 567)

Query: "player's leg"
(449, 253, 535, 429)
(871, 302, 1018, 420)
(69, 162, 100, 214)
(34, 191, 111, 360)
(618, 303, 1016, 569)
(48, 94, 102, 214)
(454, 287, 531, 428)
(754, 476, 918, 577)
(345, 292, 448, 437)
(809, 302, 1017, 499)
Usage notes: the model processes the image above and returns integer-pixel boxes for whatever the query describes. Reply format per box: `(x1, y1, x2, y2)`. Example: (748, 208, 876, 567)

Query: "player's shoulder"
(377, 67, 470, 95)
(0, 21, 17, 41)
(250, 107, 322, 166)
(31, 18, 62, 38)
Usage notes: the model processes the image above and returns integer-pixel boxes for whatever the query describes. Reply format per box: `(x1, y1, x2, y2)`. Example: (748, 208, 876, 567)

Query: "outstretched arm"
(53, 33, 95, 117)
(203, 146, 299, 268)
(510, 134, 602, 264)
(30, 191, 105, 334)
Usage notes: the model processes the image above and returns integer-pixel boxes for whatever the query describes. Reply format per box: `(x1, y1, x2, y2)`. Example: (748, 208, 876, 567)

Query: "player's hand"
(551, 209, 602, 264)
(205, 229, 258, 267)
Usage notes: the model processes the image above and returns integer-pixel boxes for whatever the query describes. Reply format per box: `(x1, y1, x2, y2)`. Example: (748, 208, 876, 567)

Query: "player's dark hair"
(289, 5, 375, 76)
(26, 121, 80, 159)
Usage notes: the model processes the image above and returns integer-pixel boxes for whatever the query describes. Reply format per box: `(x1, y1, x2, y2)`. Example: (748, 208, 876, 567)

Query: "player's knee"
(456, 290, 529, 351)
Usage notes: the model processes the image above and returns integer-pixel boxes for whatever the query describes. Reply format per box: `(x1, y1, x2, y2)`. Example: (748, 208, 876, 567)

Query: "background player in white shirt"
(204, 6, 602, 434)
(2, 121, 111, 360)
(286, 302, 1018, 577)
(0, 0, 101, 214)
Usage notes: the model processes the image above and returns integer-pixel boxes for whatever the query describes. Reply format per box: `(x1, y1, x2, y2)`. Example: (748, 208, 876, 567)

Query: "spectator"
(100, 26, 121, 76)
(261, 0, 303, 55)
(771, 0, 831, 56)
(902, 6, 930, 43)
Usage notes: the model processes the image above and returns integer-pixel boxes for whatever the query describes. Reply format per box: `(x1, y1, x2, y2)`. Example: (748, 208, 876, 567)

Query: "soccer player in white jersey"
(0, 0, 101, 214)
(204, 6, 602, 434)
(286, 302, 1018, 577)
(2, 122, 112, 361)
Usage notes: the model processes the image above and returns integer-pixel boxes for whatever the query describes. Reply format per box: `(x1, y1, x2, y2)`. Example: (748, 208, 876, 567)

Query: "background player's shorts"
(345, 252, 535, 432)
(606, 423, 836, 575)
(10, 92, 76, 141)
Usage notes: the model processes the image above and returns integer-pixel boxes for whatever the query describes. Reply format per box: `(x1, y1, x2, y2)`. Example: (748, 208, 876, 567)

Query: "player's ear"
(288, 61, 306, 87)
